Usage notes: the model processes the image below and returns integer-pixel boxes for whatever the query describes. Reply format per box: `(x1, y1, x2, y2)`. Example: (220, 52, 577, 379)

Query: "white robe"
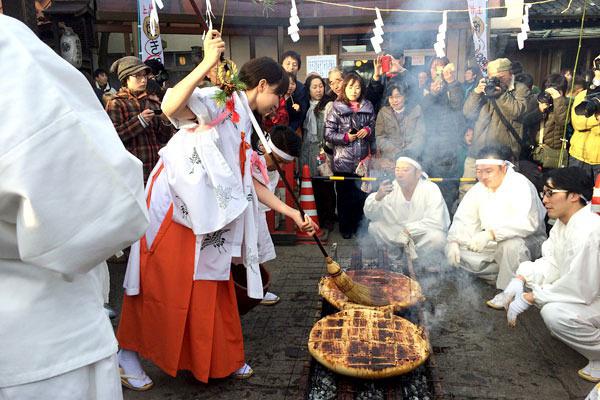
(123, 87, 265, 299)
(448, 168, 547, 288)
(533, 226, 600, 362)
(0, 14, 148, 390)
(517, 205, 600, 305)
(251, 156, 279, 263)
(517, 206, 600, 361)
(364, 179, 450, 255)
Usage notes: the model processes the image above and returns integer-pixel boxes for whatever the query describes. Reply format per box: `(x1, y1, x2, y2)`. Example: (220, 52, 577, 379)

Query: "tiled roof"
(530, 0, 600, 17)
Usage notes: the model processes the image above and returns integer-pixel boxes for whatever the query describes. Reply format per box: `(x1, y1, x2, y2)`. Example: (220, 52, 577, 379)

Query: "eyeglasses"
(540, 188, 568, 198)
(132, 72, 148, 80)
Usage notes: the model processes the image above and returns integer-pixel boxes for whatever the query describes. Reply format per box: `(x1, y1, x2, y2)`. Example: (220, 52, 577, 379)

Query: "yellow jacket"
(570, 90, 600, 164)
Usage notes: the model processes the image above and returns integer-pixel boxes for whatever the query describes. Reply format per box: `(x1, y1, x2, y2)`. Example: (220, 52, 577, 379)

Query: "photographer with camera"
(460, 58, 530, 198)
(144, 59, 170, 100)
(522, 74, 569, 171)
(570, 55, 600, 182)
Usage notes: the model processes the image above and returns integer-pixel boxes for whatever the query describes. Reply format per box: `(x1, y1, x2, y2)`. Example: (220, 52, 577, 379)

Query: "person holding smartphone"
(105, 56, 174, 183)
(325, 72, 376, 238)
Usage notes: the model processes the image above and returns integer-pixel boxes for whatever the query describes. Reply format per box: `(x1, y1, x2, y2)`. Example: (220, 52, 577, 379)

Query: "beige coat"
(463, 80, 530, 159)
(375, 104, 425, 161)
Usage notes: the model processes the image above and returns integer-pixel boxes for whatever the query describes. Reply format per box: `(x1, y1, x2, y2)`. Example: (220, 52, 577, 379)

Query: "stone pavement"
(108, 230, 596, 399)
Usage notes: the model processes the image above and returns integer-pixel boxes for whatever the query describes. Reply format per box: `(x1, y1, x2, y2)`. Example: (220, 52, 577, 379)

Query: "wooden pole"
(131, 21, 139, 58)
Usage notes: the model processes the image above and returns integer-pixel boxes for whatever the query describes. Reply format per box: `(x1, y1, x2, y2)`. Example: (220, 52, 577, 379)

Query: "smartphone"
(349, 128, 358, 135)
(381, 55, 392, 74)
(435, 66, 443, 81)
(154, 109, 163, 115)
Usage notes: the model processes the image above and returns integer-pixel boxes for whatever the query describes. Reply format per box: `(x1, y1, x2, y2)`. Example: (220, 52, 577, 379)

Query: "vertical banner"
(137, 0, 164, 63)
(467, 0, 489, 74)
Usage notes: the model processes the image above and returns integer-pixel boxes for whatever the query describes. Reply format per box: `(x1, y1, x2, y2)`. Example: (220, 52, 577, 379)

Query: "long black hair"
(305, 74, 329, 116)
(239, 57, 289, 96)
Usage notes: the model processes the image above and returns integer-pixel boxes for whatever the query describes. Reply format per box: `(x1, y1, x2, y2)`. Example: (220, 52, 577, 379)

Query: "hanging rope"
(302, 0, 559, 14)
(558, 0, 588, 167)
(220, 0, 228, 33)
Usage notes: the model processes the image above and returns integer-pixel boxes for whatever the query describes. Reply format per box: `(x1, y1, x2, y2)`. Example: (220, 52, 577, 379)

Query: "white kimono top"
(364, 179, 450, 236)
(448, 168, 547, 246)
(251, 154, 279, 263)
(123, 87, 265, 299)
(517, 206, 600, 306)
(0, 15, 149, 387)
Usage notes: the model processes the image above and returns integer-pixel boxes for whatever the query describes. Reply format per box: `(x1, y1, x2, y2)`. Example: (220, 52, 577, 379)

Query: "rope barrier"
(311, 176, 478, 183)
(303, 0, 559, 14)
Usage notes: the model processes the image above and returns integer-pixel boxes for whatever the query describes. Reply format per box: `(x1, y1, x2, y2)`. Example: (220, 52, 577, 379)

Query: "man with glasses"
(493, 167, 600, 383)
(446, 145, 546, 293)
(106, 56, 174, 183)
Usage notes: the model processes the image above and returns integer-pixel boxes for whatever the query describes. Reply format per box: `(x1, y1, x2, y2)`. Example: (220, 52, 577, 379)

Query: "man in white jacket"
(446, 145, 546, 291)
(0, 15, 149, 399)
(495, 167, 600, 383)
(364, 157, 450, 261)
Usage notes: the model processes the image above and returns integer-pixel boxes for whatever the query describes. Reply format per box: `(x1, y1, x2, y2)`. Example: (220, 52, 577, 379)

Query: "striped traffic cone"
(297, 164, 325, 242)
(592, 174, 600, 215)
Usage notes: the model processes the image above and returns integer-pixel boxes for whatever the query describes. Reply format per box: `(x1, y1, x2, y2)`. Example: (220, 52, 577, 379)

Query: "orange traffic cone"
(297, 164, 326, 242)
(592, 174, 600, 215)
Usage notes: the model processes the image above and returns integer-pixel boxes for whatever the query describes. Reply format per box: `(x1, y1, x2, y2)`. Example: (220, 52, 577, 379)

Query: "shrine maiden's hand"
(202, 30, 225, 68)
(293, 211, 318, 234)
(446, 242, 461, 266)
(507, 293, 532, 327)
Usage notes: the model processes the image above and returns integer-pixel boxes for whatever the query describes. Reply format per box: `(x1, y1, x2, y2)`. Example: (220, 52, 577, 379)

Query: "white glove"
(507, 293, 532, 327)
(585, 383, 600, 400)
(446, 242, 461, 266)
(396, 229, 410, 246)
(468, 230, 493, 252)
(503, 278, 525, 304)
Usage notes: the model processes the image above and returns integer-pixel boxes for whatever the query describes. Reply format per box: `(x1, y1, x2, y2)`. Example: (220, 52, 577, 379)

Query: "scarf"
(304, 99, 320, 143)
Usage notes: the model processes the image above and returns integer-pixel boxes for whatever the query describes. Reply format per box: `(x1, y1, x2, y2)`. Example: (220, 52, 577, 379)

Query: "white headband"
(268, 137, 294, 161)
(475, 158, 516, 169)
(396, 157, 429, 179)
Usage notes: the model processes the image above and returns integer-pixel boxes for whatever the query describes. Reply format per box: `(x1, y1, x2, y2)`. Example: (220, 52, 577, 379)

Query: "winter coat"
(421, 80, 465, 174)
(525, 96, 568, 150)
(325, 100, 376, 174)
(375, 104, 425, 161)
(289, 80, 309, 132)
(463, 80, 530, 159)
(570, 90, 600, 164)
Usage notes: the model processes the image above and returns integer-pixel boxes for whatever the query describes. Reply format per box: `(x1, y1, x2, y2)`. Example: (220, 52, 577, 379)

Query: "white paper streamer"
(370, 7, 384, 54)
(433, 10, 448, 58)
(148, 0, 164, 37)
(288, 0, 300, 42)
(517, 4, 532, 50)
(202, 0, 215, 40)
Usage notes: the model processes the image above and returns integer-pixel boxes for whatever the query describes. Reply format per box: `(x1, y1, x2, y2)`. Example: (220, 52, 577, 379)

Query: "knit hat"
(110, 56, 150, 81)
(487, 58, 512, 75)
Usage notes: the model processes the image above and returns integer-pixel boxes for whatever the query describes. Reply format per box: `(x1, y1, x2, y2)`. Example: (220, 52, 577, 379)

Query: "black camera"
(537, 91, 554, 112)
(484, 76, 502, 97)
(574, 92, 600, 118)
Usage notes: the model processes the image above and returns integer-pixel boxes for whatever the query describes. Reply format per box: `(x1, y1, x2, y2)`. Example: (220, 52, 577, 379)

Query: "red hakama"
(117, 167, 245, 383)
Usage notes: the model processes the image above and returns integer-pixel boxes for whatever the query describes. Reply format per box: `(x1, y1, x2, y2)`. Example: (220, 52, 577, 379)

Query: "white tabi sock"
(118, 349, 153, 387)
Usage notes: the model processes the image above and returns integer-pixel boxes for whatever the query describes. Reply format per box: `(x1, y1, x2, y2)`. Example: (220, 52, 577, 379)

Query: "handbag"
(531, 124, 564, 168)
